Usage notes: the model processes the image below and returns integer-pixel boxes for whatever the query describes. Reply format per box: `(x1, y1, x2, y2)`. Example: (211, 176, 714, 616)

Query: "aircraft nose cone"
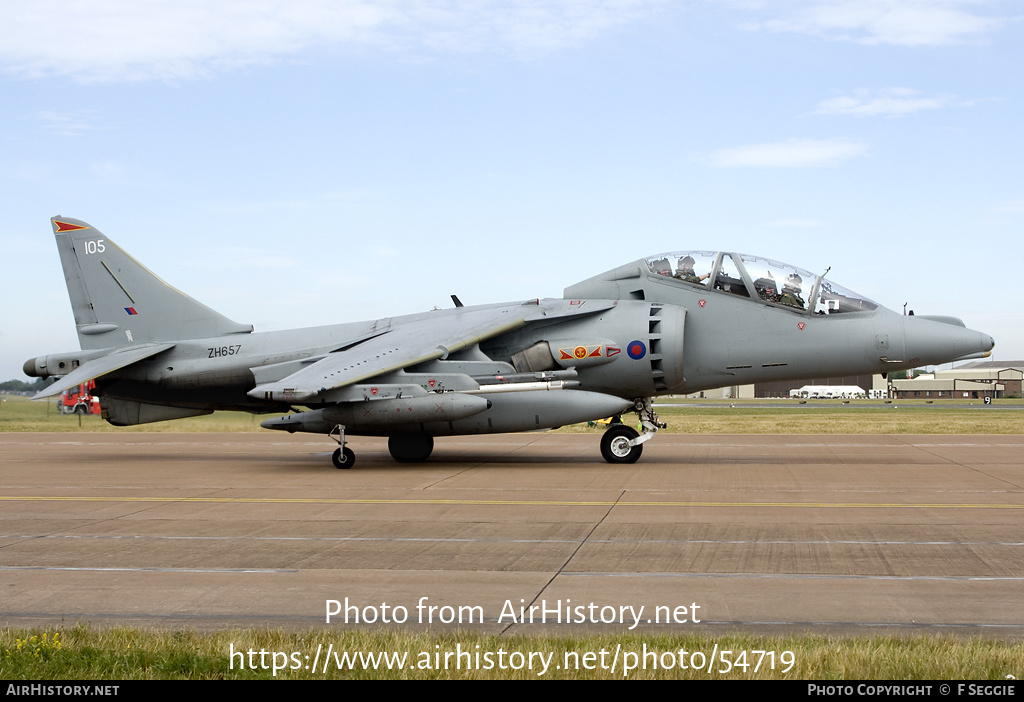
(903, 317, 994, 366)
(962, 329, 995, 358)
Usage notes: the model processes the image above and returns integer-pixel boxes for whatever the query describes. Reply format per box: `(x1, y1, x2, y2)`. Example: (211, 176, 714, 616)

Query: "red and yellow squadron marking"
(54, 221, 90, 233)
(558, 344, 609, 360)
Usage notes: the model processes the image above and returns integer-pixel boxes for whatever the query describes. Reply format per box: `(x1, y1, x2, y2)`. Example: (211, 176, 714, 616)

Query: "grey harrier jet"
(25, 218, 994, 467)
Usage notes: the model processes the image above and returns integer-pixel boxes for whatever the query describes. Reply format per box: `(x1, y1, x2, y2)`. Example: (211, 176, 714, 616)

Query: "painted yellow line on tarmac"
(0, 495, 1021, 509)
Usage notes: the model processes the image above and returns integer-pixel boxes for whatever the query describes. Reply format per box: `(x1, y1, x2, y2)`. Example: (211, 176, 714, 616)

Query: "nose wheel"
(601, 425, 643, 463)
(600, 397, 664, 464)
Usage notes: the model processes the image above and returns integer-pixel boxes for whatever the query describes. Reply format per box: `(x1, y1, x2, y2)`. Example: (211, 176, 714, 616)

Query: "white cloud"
(708, 138, 868, 167)
(748, 0, 1011, 46)
(0, 0, 665, 83)
(815, 88, 975, 117)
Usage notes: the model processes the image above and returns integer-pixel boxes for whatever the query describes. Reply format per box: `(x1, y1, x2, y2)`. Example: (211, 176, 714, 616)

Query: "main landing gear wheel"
(388, 434, 434, 462)
(332, 446, 355, 469)
(601, 425, 642, 464)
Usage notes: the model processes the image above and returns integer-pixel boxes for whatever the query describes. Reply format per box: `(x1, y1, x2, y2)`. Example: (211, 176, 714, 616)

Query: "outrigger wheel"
(328, 424, 355, 469)
(332, 446, 355, 469)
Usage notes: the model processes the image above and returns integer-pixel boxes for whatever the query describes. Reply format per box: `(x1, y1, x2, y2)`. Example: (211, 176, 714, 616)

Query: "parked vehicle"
(58, 381, 101, 415)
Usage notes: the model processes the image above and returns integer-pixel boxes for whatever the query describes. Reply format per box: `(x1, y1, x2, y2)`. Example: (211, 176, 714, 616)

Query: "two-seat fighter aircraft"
(25, 217, 994, 467)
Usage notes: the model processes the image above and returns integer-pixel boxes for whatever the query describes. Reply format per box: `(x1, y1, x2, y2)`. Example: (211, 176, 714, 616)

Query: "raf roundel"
(627, 340, 647, 360)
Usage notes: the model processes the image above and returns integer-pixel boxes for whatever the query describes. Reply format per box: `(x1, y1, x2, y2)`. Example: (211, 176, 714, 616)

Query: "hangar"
(890, 361, 1023, 400)
(684, 361, 1021, 401)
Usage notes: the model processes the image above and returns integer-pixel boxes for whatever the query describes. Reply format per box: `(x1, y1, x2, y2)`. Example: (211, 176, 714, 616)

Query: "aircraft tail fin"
(51, 217, 252, 349)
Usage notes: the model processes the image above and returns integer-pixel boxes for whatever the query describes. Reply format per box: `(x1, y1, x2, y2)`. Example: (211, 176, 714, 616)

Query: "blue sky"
(2, 0, 1022, 381)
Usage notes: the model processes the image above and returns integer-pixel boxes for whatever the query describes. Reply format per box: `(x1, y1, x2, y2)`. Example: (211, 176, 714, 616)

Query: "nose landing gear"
(600, 397, 664, 464)
(601, 424, 642, 463)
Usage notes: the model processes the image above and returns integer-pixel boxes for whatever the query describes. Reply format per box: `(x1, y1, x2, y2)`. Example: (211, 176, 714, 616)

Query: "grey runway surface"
(1, 432, 1021, 636)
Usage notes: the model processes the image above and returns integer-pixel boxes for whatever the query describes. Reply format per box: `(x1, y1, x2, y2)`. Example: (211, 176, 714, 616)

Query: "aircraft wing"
(32, 343, 176, 400)
(248, 307, 528, 403)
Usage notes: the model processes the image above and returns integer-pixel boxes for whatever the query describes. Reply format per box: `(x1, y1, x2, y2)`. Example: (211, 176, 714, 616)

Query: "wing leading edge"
(248, 307, 529, 403)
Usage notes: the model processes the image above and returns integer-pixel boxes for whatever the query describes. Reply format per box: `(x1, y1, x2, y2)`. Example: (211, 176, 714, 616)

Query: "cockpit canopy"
(645, 251, 878, 315)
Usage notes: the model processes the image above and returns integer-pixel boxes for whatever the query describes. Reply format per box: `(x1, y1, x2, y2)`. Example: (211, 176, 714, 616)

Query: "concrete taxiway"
(0, 431, 1021, 635)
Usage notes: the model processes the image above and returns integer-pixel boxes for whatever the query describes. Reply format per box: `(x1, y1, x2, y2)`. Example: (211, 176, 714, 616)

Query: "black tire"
(600, 425, 642, 464)
(332, 446, 355, 469)
(388, 434, 434, 462)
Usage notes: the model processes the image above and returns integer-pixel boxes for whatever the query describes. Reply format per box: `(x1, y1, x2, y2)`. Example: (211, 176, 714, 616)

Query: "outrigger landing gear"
(328, 424, 355, 469)
(332, 447, 355, 469)
(599, 397, 665, 464)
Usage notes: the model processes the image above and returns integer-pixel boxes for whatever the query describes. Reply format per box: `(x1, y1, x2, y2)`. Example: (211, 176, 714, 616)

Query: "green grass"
(2, 394, 1022, 434)
(612, 404, 1024, 434)
(0, 394, 267, 433)
(2, 626, 1021, 679)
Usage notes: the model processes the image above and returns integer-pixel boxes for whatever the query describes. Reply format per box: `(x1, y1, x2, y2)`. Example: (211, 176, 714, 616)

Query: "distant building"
(890, 361, 1023, 399)
(685, 376, 885, 399)
(789, 385, 873, 399)
(684, 384, 755, 399)
(755, 374, 885, 399)
(681, 362, 1023, 400)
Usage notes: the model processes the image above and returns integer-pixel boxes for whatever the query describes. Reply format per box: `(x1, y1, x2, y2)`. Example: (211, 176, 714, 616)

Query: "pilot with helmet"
(780, 273, 806, 308)
(674, 255, 709, 284)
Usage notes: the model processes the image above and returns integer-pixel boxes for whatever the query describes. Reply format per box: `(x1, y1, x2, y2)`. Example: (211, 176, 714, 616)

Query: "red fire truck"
(58, 380, 101, 415)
